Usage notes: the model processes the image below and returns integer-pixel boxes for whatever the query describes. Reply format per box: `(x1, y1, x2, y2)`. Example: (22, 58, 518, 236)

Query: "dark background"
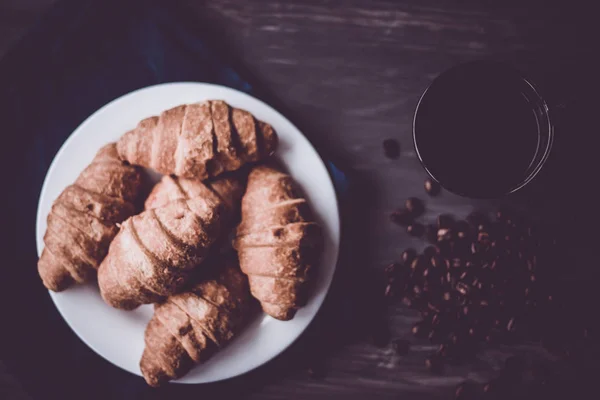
(1, 0, 598, 399)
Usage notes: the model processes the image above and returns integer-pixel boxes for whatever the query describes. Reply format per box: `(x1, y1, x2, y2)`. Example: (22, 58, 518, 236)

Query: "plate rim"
(35, 82, 341, 384)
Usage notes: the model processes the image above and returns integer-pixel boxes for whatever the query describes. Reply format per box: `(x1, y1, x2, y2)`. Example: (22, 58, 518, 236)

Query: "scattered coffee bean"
(506, 318, 517, 334)
(401, 248, 417, 265)
(430, 255, 447, 269)
(425, 354, 444, 374)
(437, 228, 452, 242)
(383, 139, 400, 160)
(390, 208, 413, 226)
(425, 224, 438, 243)
(437, 214, 455, 230)
(407, 223, 425, 237)
(384, 283, 395, 299)
(483, 379, 502, 395)
(424, 245, 439, 258)
(383, 138, 401, 159)
(455, 381, 476, 400)
(405, 197, 425, 217)
(410, 255, 427, 271)
(424, 177, 441, 196)
(392, 339, 410, 356)
(384, 263, 400, 280)
(455, 282, 470, 296)
(428, 329, 446, 343)
(412, 321, 429, 338)
(455, 220, 471, 239)
(468, 327, 478, 339)
(496, 207, 512, 223)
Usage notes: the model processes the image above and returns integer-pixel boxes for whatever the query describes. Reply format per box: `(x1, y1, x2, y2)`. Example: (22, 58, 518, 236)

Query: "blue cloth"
(0, 0, 349, 398)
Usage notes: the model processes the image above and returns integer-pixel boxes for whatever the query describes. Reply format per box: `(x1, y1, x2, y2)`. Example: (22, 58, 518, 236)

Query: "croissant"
(117, 100, 278, 180)
(233, 165, 323, 320)
(97, 192, 227, 310)
(38, 143, 142, 292)
(140, 255, 252, 387)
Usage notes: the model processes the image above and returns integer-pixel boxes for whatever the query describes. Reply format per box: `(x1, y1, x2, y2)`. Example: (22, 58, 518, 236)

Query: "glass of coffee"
(413, 61, 554, 199)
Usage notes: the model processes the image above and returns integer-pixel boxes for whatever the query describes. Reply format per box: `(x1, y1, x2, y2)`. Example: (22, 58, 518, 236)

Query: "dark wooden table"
(1, 1, 598, 399)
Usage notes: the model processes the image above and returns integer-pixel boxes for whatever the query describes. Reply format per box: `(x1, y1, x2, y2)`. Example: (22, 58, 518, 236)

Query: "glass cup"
(413, 61, 554, 199)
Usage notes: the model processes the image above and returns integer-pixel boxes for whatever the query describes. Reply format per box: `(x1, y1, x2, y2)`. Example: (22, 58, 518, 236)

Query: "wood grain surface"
(1, 0, 598, 399)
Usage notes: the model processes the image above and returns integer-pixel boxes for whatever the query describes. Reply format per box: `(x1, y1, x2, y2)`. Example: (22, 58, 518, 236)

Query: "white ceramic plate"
(35, 83, 340, 384)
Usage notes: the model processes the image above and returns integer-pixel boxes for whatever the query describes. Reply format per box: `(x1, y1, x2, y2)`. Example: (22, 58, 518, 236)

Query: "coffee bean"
(456, 282, 470, 296)
(431, 255, 446, 269)
(422, 267, 433, 279)
(451, 258, 463, 269)
(405, 197, 425, 217)
(384, 283, 395, 300)
(437, 228, 453, 242)
(455, 220, 471, 239)
(411, 255, 426, 271)
(437, 214, 455, 230)
(401, 248, 417, 265)
(412, 285, 423, 296)
(430, 312, 443, 327)
(384, 263, 400, 280)
(436, 343, 450, 358)
(470, 242, 478, 255)
(390, 208, 413, 226)
(468, 327, 479, 339)
(450, 332, 464, 346)
(506, 318, 517, 333)
(455, 381, 476, 400)
(428, 327, 444, 343)
(478, 231, 491, 244)
(425, 224, 438, 243)
(383, 138, 401, 159)
(483, 379, 502, 395)
(391, 339, 410, 356)
(407, 223, 425, 237)
(496, 207, 513, 223)
(426, 301, 441, 314)
(424, 178, 441, 196)
(425, 354, 444, 373)
(412, 321, 429, 338)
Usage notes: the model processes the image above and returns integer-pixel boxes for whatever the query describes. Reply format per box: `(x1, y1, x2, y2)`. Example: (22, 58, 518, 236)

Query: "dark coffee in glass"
(413, 61, 553, 199)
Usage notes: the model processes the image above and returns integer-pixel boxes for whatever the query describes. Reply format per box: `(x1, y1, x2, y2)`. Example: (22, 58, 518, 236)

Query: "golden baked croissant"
(38, 143, 142, 292)
(233, 165, 323, 320)
(97, 192, 227, 310)
(140, 255, 252, 387)
(117, 100, 277, 180)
